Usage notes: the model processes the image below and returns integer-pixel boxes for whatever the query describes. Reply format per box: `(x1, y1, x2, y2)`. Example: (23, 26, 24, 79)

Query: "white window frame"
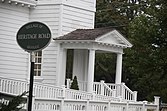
(34, 51, 42, 76)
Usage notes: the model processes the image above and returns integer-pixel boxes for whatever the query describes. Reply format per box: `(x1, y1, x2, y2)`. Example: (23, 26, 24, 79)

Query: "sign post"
(16, 22, 51, 111)
(28, 52, 35, 111)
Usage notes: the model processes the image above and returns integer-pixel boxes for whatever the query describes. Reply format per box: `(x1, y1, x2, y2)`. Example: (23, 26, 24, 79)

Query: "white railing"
(33, 97, 160, 111)
(67, 79, 137, 101)
(0, 77, 160, 111)
(106, 82, 137, 101)
(0, 77, 28, 95)
(64, 86, 92, 100)
(0, 77, 117, 102)
(122, 83, 137, 101)
(93, 80, 115, 97)
(33, 82, 63, 98)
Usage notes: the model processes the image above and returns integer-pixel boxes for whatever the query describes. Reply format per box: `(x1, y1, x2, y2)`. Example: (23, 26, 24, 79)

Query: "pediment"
(95, 30, 132, 48)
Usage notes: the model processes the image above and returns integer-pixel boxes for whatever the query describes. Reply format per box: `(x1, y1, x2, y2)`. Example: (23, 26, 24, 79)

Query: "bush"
(70, 76, 79, 90)
(0, 92, 27, 111)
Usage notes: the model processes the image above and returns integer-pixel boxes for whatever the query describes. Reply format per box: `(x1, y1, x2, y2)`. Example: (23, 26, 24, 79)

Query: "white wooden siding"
(30, 4, 61, 84)
(0, 0, 96, 85)
(0, 3, 29, 80)
(29, 1, 95, 85)
(64, 0, 95, 11)
(30, 5, 60, 37)
(62, 5, 95, 35)
(42, 41, 58, 84)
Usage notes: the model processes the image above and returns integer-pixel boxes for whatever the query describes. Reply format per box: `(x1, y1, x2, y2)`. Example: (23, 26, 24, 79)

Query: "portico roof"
(54, 27, 132, 53)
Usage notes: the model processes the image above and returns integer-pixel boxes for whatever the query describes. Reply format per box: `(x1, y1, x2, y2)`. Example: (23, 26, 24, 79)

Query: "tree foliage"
(126, 0, 167, 102)
(95, 0, 167, 102)
(0, 92, 27, 111)
(95, 53, 116, 83)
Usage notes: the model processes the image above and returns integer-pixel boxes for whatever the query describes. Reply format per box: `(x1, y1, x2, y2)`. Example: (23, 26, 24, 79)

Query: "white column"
(115, 53, 123, 84)
(87, 49, 95, 92)
(56, 47, 67, 86)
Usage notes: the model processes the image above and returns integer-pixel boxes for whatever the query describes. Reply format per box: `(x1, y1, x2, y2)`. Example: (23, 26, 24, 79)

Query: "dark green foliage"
(95, 0, 167, 102)
(0, 92, 27, 111)
(95, 53, 116, 83)
(70, 76, 79, 90)
(126, 0, 167, 101)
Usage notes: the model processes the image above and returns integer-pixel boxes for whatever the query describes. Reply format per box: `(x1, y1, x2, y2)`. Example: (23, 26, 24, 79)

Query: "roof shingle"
(54, 27, 114, 40)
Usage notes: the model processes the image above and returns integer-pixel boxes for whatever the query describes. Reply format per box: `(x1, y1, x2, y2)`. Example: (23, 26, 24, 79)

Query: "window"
(34, 51, 42, 76)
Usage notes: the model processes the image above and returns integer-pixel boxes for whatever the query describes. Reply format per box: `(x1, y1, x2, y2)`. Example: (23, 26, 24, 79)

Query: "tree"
(95, 0, 147, 28)
(125, 0, 167, 102)
(95, 53, 116, 83)
(0, 92, 27, 111)
(70, 76, 79, 90)
(95, 0, 167, 102)
(95, 0, 146, 83)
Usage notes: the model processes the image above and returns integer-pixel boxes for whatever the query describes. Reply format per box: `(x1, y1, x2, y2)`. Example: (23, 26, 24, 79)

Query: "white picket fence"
(0, 77, 160, 111)
(33, 98, 160, 111)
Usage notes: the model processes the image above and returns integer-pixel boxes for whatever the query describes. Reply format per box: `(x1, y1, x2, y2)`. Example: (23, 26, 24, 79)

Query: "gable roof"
(54, 27, 132, 48)
(55, 27, 114, 40)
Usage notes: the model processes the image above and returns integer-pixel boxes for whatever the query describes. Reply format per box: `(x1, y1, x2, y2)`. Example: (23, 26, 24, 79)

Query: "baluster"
(21, 82, 23, 93)
(19, 82, 21, 94)
(7, 81, 10, 93)
(36, 85, 40, 97)
(0, 79, 2, 92)
(14, 81, 17, 94)
(39, 86, 41, 97)
(4, 80, 7, 92)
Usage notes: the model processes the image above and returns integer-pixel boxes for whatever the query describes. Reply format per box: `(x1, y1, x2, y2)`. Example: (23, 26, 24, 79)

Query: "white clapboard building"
(0, 0, 160, 111)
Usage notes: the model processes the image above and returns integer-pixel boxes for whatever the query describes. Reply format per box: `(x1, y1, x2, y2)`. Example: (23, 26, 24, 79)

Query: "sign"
(16, 22, 51, 52)
(16, 21, 51, 111)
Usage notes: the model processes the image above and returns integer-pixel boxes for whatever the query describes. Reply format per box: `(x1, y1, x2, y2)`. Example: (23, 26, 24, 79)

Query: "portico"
(54, 27, 132, 92)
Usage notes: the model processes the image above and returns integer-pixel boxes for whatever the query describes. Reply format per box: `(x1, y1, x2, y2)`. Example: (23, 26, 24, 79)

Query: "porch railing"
(0, 77, 118, 101)
(0, 77, 160, 111)
(0, 77, 28, 95)
(106, 82, 137, 101)
(67, 79, 137, 101)
(33, 97, 160, 111)
(93, 80, 116, 97)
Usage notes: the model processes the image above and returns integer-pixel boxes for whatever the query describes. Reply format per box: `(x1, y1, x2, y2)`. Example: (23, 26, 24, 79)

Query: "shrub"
(0, 91, 27, 111)
(70, 76, 79, 90)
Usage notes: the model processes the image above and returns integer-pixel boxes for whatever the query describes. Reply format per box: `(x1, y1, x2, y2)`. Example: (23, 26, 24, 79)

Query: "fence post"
(100, 80, 105, 95)
(126, 101, 129, 111)
(32, 96, 35, 111)
(142, 101, 147, 111)
(66, 79, 71, 89)
(92, 92, 96, 100)
(86, 99, 90, 111)
(121, 83, 125, 100)
(107, 100, 111, 111)
(60, 98, 65, 111)
(133, 91, 138, 101)
(154, 96, 160, 111)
